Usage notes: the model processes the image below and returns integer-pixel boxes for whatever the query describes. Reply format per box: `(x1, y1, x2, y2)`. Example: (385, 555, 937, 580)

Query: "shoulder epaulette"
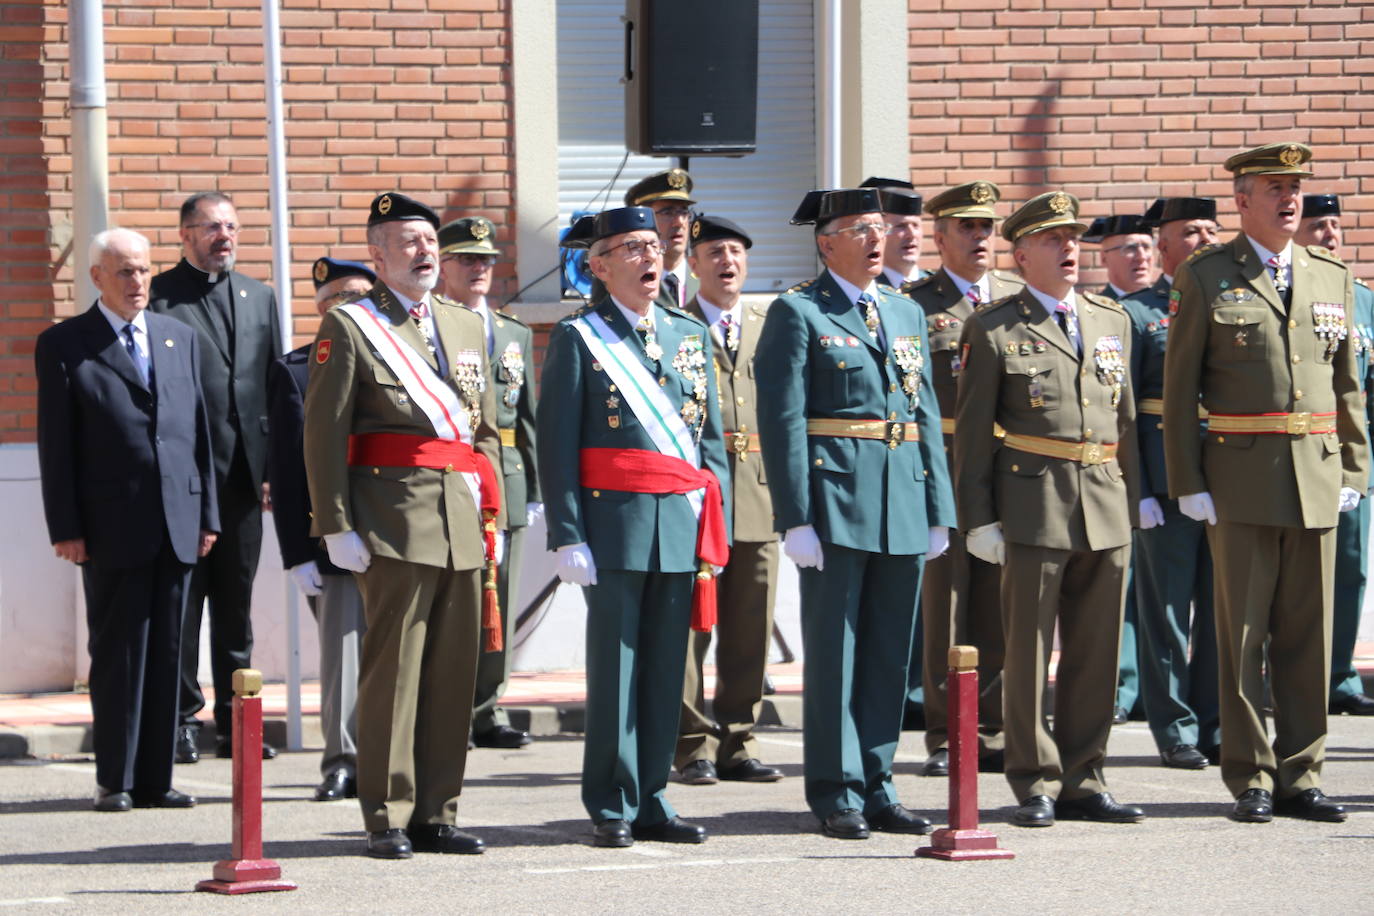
(1307, 245, 1345, 266)
(1356, 277, 1369, 289)
(1081, 290, 1124, 312)
(432, 293, 457, 307)
(1182, 243, 1224, 267)
(977, 295, 1015, 314)
(663, 304, 705, 327)
(784, 278, 816, 295)
(989, 269, 1019, 283)
(495, 307, 529, 327)
(902, 274, 936, 296)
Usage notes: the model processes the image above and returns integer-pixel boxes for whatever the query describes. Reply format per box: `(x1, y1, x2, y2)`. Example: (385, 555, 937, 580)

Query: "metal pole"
(818, 0, 842, 188)
(261, 0, 301, 752)
(69, 0, 109, 311)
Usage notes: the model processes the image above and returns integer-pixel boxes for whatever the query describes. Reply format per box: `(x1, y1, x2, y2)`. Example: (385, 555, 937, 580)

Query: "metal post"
(69, 0, 109, 309)
(817, 0, 842, 188)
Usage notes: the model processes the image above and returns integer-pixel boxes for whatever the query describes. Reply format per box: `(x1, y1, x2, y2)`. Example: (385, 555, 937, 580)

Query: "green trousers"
(1330, 497, 1369, 701)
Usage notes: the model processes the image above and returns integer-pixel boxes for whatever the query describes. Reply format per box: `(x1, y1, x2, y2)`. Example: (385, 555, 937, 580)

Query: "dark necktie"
(662, 272, 680, 307)
(720, 313, 739, 355)
(122, 325, 150, 386)
(1268, 254, 1291, 305)
(1055, 301, 1081, 356)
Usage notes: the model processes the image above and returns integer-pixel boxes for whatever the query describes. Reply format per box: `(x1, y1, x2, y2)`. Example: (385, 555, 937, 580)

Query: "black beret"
(367, 192, 439, 229)
(1082, 213, 1149, 244)
(1301, 194, 1341, 219)
(311, 257, 375, 291)
(1141, 197, 1217, 229)
(689, 214, 753, 249)
(591, 207, 657, 244)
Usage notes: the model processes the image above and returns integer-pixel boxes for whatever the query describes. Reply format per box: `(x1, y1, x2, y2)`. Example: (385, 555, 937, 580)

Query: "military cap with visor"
(367, 191, 440, 229)
(924, 181, 1002, 220)
(439, 216, 499, 256)
(624, 168, 696, 206)
(1001, 191, 1088, 243)
(1223, 142, 1314, 178)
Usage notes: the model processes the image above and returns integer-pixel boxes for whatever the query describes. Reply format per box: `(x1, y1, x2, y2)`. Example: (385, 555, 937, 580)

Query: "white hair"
(88, 227, 151, 266)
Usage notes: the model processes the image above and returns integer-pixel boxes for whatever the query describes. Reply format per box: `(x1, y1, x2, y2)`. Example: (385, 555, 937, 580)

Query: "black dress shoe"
(367, 829, 413, 859)
(1274, 788, 1347, 823)
(132, 789, 196, 809)
(215, 738, 278, 760)
(820, 808, 870, 839)
(592, 819, 633, 848)
(1055, 792, 1144, 823)
(921, 748, 949, 777)
(1329, 693, 1374, 716)
(1231, 788, 1273, 823)
(473, 724, 532, 749)
(870, 804, 932, 835)
(1203, 745, 1221, 766)
(1012, 795, 1055, 828)
(978, 750, 1005, 774)
(718, 759, 783, 782)
(174, 725, 199, 764)
(678, 759, 719, 785)
(632, 816, 707, 844)
(1112, 706, 1129, 726)
(1160, 744, 1209, 770)
(93, 788, 131, 812)
(409, 824, 486, 854)
(314, 769, 357, 801)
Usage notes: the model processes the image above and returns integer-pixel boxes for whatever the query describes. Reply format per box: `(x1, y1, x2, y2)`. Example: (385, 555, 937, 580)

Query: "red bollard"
(916, 646, 1014, 862)
(196, 668, 298, 895)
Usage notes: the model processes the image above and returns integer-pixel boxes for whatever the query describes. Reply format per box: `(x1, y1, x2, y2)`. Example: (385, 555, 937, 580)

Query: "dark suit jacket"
(35, 305, 219, 568)
(266, 345, 342, 575)
(150, 259, 282, 495)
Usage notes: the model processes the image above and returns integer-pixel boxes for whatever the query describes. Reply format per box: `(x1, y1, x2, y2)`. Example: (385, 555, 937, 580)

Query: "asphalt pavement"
(2, 716, 1373, 914)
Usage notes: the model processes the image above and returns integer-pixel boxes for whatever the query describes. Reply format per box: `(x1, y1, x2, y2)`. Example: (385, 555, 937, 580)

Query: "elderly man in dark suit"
(151, 191, 282, 763)
(36, 227, 219, 812)
(267, 256, 375, 802)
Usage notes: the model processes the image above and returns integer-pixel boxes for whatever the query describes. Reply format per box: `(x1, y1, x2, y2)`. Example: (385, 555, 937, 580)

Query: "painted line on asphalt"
(0, 898, 71, 908)
(756, 735, 928, 763)
(43, 762, 300, 799)
(526, 855, 796, 875)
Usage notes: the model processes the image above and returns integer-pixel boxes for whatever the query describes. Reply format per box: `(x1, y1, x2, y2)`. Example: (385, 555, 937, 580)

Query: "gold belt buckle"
(1286, 412, 1311, 435)
(731, 432, 751, 460)
(1083, 443, 1103, 465)
(886, 421, 902, 450)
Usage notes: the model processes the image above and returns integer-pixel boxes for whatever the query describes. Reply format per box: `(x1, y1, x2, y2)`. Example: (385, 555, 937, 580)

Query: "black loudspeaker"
(623, 0, 759, 156)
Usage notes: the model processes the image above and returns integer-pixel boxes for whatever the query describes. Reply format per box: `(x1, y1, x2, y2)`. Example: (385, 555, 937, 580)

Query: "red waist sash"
(578, 447, 729, 631)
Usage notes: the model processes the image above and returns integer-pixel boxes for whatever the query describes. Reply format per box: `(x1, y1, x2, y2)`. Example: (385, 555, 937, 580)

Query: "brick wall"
(907, 1, 1374, 286)
(0, 0, 512, 442)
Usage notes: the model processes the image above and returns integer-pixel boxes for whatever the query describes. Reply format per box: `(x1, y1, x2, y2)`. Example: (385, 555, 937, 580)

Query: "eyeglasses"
(1103, 241, 1153, 256)
(825, 221, 889, 239)
(598, 238, 664, 259)
(653, 206, 692, 220)
(186, 221, 239, 237)
(442, 253, 496, 267)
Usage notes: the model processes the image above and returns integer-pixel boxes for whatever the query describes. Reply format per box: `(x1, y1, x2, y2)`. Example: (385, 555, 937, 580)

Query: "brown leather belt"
(1206, 411, 1336, 435)
(499, 428, 517, 448)
(724, 430, 761, 459)
(1138, 397, 1209, 419)
(1002, 432, 1118, 466)
(807, 418, 920, 450)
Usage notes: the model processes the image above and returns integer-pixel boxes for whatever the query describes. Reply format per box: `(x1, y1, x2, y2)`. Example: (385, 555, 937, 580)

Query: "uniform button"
(592, 490, 601, 497)
(372, 467, 380, 476)
(889, 411, 897, 420)
(1011, 464, 1020, 472)
(733, 370, 740, 379)
(889, 383, 897, 392)
(1295, 389, 1304, 399)
(1155, 422, 1163, 430)
(609, 384, 617, 392)
(1292, 355, 1300, 364)
(923, 469, 929, 477)
(1082, 397, 1091, 406)
(1084, 428, 1093, 437)
(1289, 319, 1297, 329)
(445, 464, 454, 472)
(838, 361, 846, 369)
(659, 377, 667, 386)
(515, 463, 523, 471)
(1217, 436, 1226, 444)
(814, 458, 823, 466)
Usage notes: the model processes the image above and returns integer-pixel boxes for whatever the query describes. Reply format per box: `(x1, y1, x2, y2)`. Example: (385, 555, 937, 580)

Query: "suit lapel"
(81, 304, 148, 392)
(175, 261, 232, 363)
(1234, 236, 1286, 316)
(1014, 290, 1078, 360)
(816, 270, 882, 354)
(593, 297, 657, 371)
(373, 283, 439, 371)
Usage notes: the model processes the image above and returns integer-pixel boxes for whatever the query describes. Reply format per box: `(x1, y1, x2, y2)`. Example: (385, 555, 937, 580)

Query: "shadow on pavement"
(0, 837, 355, 866)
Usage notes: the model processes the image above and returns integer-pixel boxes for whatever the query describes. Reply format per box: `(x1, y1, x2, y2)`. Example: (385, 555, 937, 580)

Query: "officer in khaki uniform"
(625, 169, 700, 311)
(955, 191, 1145, 829)
(756, 188, 955, 840)
(1293, 194, 1374, 718)
(438, 216, 541, 750)
(1120, 197, 1222, 769)
(674, 215, 784, 786)
(1163, 143, 1367, 824)
(904, 181, 1022, 778)
(304, 192, 503, 859)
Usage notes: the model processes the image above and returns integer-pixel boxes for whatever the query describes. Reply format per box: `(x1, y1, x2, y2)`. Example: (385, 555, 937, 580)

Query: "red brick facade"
(2, 1, 1371, 441)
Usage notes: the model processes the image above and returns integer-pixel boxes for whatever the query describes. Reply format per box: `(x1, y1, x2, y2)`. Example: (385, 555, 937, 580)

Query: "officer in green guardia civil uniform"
(304, 192, 503, 860)
(1082, 211, 1157, 724)
(1163, 143, 1367, 825)
(860, 177, 929, 290)
(902, 180, 1022, 778)
(755, 188, 955, 841)
(437, 216, 542, 751)
(1120, 197, 1222, 770)
(538, 206, 731, 849)
(674, 214, 785, 787)
(955, 190, 1146, 829)
(1293, 193, 1374, 718)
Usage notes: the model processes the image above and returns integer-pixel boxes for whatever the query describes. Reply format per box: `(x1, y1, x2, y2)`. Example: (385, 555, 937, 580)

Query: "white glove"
(289, 561, 323, 597)
(324, 531, 372, 573)
(1138, 497, 1166, 530)
(783, 525, 825, 571)
(927, 526, 950, 560)
(1178, 492, 1217, 526)
(495, 530, 507, 567)
(711, 564, 725, 576)
(556, 542, 598, 586)
(1339, 486, 1362, 513)
(526, 502, 545, 527)
(965, 522, 1005, 566)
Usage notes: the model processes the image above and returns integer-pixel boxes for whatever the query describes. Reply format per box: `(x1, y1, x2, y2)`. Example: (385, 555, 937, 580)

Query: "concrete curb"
(0, 696, 806, 760)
